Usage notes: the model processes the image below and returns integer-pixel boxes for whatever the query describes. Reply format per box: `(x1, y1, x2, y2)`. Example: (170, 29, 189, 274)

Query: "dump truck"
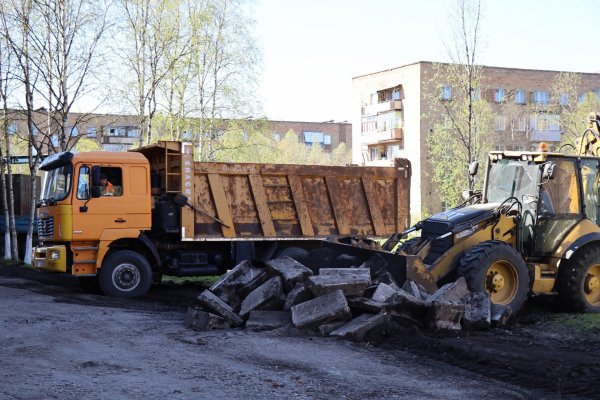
(326, 112, 600, 315)
(33, 141, 410, 297)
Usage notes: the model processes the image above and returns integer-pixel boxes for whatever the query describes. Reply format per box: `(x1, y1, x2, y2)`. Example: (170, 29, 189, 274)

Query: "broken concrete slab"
(347, 297, 388, 314)
(239, 276, 285, 318)
(209, 260, 268, 310)
(291, 289, 351, 329)
(388, 289, 429, 320)
(462, 292, 491, 330)
(402, 279, 429, 301)
(491, 303, 512, 327)
(307, 271, 371, 297)
(266, 257, 313, 291)
(184, 307, 233, 330)
(330, 312, 391, 341)
(375, 271, 401, 291)
(196, 290, 244, 326)
(426, 301, 465, 330)
(371, 282, 399, 304)
(284, 282, 314, 310)
(319, 268, 371, 279)
(318, 320, 346, 336)
(246, 310, 292, 331)
(427, 277, 469, 304)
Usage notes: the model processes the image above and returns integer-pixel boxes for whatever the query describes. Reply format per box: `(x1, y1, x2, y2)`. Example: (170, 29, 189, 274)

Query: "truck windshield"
(486, 159, 540, 204)
(41, 164, 73, 203)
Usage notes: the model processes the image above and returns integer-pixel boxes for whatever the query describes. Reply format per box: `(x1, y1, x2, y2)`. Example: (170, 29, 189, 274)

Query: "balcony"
(103, 136, 137, 145)
(362, 100, 402, 116)
(361, 128, 403, 145)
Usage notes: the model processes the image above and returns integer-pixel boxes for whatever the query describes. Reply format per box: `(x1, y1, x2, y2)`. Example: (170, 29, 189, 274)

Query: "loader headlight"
(49, 250, 60, 260)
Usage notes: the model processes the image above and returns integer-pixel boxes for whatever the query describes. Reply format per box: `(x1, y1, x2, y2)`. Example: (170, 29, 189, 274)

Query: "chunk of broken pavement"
(284, 282, 313, 310)
(427, 277, 469, 304)
(291, 289, 351, 329)
(266, 257, 313, 291)
(462, 292, 491, 330)
(209, 260, 268, 308)
(330, 312, 391, 342)
(374, 271, 401, 291)
(318, 320, 346, 336)
(426, 301, 465, 330)
(491, 303, 512, 327)
(246, 310, 292, 331)
(371, 282, 398, 304)
(239, 276, 285, 318)
(358, 254, 388, 277)
(196, 290, 243, 326)
(184, 307, 232, 330)
(402, 279, 429, 301)
(307, 268, 371, 297)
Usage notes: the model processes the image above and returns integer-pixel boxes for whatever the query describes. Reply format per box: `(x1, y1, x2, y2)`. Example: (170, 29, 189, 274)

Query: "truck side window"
(77, 166, 90, 199)
(96, 167, 123, 197)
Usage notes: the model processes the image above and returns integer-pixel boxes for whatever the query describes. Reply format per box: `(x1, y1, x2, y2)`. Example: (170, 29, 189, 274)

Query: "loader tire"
(557, 246, 600, 313)
(98, 250, 152, 298)
(458, 240, 529, 314)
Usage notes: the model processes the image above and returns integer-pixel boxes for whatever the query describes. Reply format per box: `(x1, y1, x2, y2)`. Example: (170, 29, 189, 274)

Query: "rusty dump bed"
(135, 141, 410, 241)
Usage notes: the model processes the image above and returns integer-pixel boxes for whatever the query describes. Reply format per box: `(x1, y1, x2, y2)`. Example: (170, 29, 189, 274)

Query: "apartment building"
(4, 112, 351, 155)
(352, 61, 600, 218)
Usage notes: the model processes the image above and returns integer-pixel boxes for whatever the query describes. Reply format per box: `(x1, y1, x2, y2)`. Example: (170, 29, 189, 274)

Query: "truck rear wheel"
(459, 240, 530, 314)
(557, 246, 600, 313)
(98, 250, 152, 298)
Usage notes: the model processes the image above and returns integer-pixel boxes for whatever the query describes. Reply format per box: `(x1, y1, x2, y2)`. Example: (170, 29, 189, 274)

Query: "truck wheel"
(98, 250, 152, 298)
(275, 247, 308, 263)
(557, 246, 600, 313)
(458, 240, 530, 314)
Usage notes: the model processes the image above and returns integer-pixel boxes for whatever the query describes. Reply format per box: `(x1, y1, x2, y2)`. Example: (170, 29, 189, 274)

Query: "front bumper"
(33, 245, 67, 273)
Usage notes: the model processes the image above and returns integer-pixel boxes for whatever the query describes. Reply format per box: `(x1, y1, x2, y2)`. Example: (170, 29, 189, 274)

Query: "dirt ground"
(0, 264, 598, 399)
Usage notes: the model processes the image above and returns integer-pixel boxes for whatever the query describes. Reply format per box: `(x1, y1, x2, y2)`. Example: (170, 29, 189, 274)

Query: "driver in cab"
(99, 173, 114, 196)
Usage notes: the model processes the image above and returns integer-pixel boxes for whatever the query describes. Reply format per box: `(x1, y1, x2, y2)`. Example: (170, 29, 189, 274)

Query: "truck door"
(72, 164, 128, 240)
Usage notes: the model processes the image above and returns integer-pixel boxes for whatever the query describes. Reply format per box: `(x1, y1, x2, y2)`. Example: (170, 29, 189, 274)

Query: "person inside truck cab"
(99, 173, 115, 196)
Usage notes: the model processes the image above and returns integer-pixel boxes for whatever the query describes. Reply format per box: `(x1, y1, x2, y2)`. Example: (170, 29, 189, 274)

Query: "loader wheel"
(459, 240, 530, 313)
(98, 250, 152, 298)
(557, 246, 600, 313)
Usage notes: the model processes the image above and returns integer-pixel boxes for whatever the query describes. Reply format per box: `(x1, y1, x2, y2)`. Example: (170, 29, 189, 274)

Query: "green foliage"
(72, 138, 101, 153)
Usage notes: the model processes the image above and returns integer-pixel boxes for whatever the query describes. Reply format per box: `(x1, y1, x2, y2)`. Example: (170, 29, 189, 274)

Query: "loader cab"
(483, 152, 585, 257)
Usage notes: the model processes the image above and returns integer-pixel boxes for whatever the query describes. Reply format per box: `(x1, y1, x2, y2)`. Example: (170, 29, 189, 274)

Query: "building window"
(513, 145, 526, 151)
(67, 126, 78, 137)
(7, 123, 17, 135)
(324, 134, 331, 145)
(440, 85, 452, 100)
(532, 91, 550, 105)
(32, 126, 41, 136)
(389, 144, 401, 158)
(494, 144, 505, 151)
(495, 116, 507, 131)
(515, 90, 526, 104)
(51, 135, 59, 147)
(370, 93, 377, 105)
(494, 88, 506, 103)
(559, 93, 569, 106)
(126, 128, 140, 138)
(530, 113, 560, 131)
(303, 131, 324, 147)
(361, 115, 377, 133)
(472, 88, 481, 101)
(391, 88, 401, 100)
(272, 132, 281, 141)
(107, 127, 126, 137)
(87, 127, 97, 137)
(370, 147, 378, 161)
(515, 117, 527, 132)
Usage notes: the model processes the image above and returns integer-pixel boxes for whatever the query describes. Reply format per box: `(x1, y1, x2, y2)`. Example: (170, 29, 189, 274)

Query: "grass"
(162, 275, 220, 286)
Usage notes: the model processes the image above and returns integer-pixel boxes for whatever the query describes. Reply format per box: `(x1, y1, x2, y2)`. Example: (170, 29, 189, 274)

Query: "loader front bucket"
(320, 240, 437, 293)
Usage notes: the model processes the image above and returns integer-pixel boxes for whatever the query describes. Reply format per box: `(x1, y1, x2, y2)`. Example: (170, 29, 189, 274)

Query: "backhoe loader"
(327, 112, 600, 314)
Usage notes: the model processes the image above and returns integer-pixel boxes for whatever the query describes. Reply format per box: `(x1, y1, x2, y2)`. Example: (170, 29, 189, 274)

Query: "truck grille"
(38, 217, 54, 238)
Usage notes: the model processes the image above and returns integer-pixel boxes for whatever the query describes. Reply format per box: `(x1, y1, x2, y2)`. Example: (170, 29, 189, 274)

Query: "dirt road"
(0, 264, 596, 399)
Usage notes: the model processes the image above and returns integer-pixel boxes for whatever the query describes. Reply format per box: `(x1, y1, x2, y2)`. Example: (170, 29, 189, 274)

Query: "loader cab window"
(534, 158, 582, 255)
(580, 159, 600, 225)
(94, 167, 123, 197)
(486, 159, 540, 204)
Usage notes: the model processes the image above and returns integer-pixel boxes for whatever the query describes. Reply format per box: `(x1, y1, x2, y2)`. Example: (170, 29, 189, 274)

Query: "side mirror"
(91, 165, 101, 186)
(91, 186, 101, 198)
(468, 161, 479, 176)
(542, 163, 556, 180)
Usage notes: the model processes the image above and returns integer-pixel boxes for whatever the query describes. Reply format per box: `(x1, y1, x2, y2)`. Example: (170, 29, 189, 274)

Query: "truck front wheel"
(98, 250, 152, 298)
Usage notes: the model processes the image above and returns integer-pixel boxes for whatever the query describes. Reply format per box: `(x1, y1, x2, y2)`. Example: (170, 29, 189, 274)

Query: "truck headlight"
(49, 250, 60, 260)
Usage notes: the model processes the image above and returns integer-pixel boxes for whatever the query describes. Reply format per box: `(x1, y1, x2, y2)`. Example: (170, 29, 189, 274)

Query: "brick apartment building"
(352, 61, 600, 218)
(4, 112, 351, 156)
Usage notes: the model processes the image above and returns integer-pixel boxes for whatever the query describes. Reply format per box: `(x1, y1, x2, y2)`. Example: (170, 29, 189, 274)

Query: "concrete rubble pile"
(185, 254, 512, 342)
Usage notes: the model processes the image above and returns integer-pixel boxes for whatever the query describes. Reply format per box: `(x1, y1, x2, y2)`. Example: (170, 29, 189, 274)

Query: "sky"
(253, 0, 598, 122)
